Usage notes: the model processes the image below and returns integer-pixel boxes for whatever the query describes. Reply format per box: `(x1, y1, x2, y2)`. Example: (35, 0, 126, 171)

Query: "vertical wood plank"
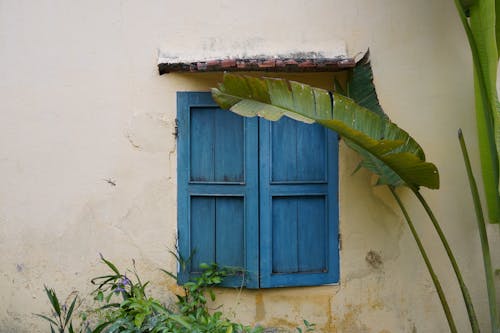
(298, 196, 326, 272)
(190, 196, 216, 272)
(272, 197, 298, 273)
(177, 92, 191, 283)
(271, 118, 297, 182)
(190, 107, 215, 182)
(297, 123, 326, 181)
(215, 197, 244, 267)
(215, 109, 244, 182)
(243, 116, 260, 288)
(259, 118, 272, 287)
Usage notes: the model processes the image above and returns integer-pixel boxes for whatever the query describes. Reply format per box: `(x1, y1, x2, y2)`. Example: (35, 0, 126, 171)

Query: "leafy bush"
(37, 255, 302, 332)
(89, 256, 260, 333)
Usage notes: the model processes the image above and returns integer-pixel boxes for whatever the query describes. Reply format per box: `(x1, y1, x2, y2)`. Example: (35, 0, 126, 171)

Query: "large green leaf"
(212, 73, 439, 190)
(346, 51, 388, 120)
(344, 54, 430, 186)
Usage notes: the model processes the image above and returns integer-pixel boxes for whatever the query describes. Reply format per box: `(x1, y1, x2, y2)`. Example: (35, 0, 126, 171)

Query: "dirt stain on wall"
(255, 292, 265, 322)
(366, 250, 383, 269)
(332, 304, 370, 333)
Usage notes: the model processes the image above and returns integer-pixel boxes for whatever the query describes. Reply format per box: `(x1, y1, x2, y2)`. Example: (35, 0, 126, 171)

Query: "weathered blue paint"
(260, 119, 339, 287)
(190, 196, 215, 271)
(215, 197, 245, 267)
(177, 92, 339, 288)
(177, 92, 259, 288)
(271, 117, 327, 182)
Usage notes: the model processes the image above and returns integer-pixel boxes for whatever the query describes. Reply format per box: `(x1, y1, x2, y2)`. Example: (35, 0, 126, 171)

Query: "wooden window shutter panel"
(259, 118, 339, 288)
(177, 92, 259, 288)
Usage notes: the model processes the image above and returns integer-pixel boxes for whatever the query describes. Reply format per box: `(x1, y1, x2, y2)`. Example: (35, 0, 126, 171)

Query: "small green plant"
(35, 286, 89, 333)
(91, 256, 260, 333)
(38, 255, 264, 333)
(295, 319, 316, 333)
(88, 255, 178, 332)
(167, 262, 236, 316)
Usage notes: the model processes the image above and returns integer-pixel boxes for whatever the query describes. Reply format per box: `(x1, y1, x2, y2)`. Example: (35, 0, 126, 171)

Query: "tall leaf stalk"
(388, 186, 458, 332)
(411, 188, 480, 332)
(459, 129, 500, 333)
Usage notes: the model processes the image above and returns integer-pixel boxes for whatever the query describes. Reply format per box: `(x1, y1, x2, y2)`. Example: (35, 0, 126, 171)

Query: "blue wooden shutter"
(177, 92, 259, 288)
(259, 117, 339, 287)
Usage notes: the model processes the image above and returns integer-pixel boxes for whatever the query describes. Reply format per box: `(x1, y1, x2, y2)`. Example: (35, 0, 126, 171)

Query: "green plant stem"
(453, 0, 500, 223)
(389, 186, 457, 333)
(411, 188, 480, 333)
(459, 128, 500, 333)
(453, 0, 492, 110)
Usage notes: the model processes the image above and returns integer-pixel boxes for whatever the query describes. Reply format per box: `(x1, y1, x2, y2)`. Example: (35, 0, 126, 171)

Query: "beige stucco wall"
(0, 0, 498, 332)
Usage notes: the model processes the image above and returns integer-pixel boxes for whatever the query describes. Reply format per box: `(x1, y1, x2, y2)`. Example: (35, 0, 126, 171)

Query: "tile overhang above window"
(157, 40, 355, 74)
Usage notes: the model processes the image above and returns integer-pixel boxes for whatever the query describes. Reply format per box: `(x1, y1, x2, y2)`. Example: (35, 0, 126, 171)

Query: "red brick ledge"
(158, 57, 356, 75)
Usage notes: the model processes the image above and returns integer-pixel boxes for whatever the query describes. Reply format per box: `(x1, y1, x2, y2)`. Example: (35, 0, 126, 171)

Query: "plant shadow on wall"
(36, 254, 316, 333)
(210, 51, 499, 333)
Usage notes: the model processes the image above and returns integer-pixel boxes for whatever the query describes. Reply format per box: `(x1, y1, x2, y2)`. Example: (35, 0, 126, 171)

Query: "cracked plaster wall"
(0, 0, 498, 332)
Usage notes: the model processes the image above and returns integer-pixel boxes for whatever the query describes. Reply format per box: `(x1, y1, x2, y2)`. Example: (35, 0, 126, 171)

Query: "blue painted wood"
(216, 197, 244, 267)
(266, 184, 329, 195)
(270, 195, 327, 274)
(260, 117, 339, 288)
(177, 92, 259, 288)
(190, 196, 215, 272)
(190, 107, 244, 182)
(190, 107, 215, 182)
(272, 197, 298, 273)
(179, 92, 339, 289)
(296, 123, 326, 182)
(271, 117, 297, 182)
(297, 196, 326, 272)
(177, 92, 192, 284)
(187, 185, 251, 195)
(214, 109, 244, 182)
(271, 119, 327, 183)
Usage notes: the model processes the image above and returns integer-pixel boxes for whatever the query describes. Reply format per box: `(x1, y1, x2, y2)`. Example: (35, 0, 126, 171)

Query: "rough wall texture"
(0, 0, 498, 332)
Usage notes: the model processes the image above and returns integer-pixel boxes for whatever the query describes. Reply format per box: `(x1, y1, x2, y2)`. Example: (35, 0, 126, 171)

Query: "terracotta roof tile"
(158, 56, 355, 74)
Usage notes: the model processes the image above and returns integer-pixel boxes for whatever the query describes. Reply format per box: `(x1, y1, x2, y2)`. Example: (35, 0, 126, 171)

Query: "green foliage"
(90, 256, 263, 333)
(211, 72, 439, 190)
(37, 256, 267, 333)
(344, 51, 387, 120)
